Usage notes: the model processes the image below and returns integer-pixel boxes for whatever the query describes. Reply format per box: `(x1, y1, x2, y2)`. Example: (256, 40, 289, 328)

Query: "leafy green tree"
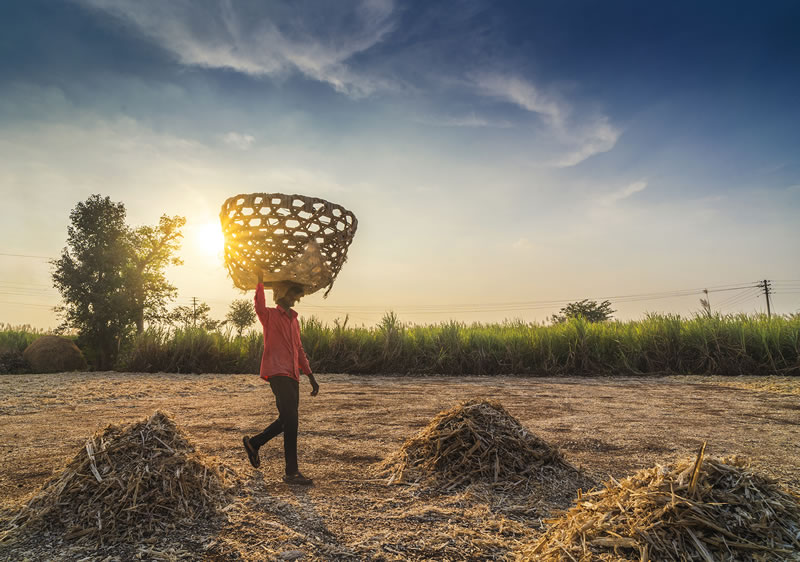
(551, 299, 615, 324)
(226, 299, 256, 337)
(52, 195, 185, 369)
(169, 301, 222, 331)
(52, 195, 134, 369)
(127, 215, 186, 333)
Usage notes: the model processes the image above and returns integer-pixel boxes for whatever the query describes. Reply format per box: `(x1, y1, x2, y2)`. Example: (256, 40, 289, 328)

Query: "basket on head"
(219, 193, 358, 296)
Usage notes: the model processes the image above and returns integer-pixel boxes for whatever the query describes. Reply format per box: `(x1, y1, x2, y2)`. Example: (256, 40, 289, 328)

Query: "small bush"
(0, 350, 30, 374)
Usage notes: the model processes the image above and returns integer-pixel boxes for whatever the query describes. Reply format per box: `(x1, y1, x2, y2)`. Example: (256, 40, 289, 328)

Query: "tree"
(226, 299, 256, 337)
(52, 195, 135, 369)
(169, 301, 222, 331)
(551, 299, 615, 324)
(51, 195, 185, 369)
(127, 215, 186, 333)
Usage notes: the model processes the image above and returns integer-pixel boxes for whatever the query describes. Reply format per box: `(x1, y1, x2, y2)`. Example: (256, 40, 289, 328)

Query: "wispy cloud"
(474, 74, 621, 167)
(248, 167, 351, 194)
(222, 131, 255, 150)
(414, 112, 512, 128)
(76, 0, 397, 97)
(477, 75, 565, 127)
(603, 180, 648, 204)
(512, 237, 531, 249)
(551, 117, 620, 167)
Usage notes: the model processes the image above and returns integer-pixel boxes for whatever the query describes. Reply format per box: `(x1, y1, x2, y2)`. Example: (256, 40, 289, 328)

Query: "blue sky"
(1, 0, 799, 327)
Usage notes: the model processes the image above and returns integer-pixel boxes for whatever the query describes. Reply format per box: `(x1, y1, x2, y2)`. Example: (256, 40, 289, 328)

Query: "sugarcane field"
(1, 372, 799, 560)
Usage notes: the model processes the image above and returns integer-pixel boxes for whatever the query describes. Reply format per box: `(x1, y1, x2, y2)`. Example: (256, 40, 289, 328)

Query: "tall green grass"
(0, 324, 49, 373)
(121, 326, 263, 374)
(115, 313, 800, 376)
(0, 324, 46, 354)
(3, 315, 798, 375)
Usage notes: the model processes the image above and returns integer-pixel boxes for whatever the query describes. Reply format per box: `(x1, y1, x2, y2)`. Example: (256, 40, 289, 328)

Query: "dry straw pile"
(524, 444, 800, 561)
(0, 411, 232, 546)
(377, 399, 592, 497)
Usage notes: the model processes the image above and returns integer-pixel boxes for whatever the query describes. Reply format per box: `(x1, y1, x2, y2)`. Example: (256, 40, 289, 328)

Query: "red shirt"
(254, 283, 312, 382)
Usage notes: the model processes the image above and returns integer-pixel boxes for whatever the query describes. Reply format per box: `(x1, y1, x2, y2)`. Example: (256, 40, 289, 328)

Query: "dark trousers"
(250, 376, 299, 475)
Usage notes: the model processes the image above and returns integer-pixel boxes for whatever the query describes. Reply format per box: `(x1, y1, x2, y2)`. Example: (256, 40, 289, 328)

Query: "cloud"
(512, 237, 531, 249)
(474, 74, 621, 167)
(75, 0, 397, 97)
(603, 180, 648, 204)
(477, 75, 565, 127)
(415, 112, 513, 128)
(222, 131, 255, 150)
(246, 167, 352, 194)
(550, 117, 621, 167)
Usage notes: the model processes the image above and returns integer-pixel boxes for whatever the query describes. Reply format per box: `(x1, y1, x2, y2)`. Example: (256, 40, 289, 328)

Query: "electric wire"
(716, 289, 764, 312)
(712, 288, 758, 309)
(715, 287, 762, 307)
(0, 252, 53, 259)
(0, 301, 56, 309)
(2, 275, 798, 317)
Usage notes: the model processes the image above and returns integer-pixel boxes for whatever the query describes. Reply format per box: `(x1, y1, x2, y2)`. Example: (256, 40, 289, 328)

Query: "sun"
(195, 221, 225, 258)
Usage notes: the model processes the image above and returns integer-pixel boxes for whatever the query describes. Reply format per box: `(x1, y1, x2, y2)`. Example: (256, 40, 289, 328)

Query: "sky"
(1, 0, 799, 329)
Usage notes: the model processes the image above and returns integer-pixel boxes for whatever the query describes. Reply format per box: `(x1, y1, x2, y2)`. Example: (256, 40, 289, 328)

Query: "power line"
(0, 292, 58, 299)
(0, 271, 768, 308)
(0, 281, 55, 289)
(2, 277, 798, 318)
(715, 287, 760, 306)
(298, 284, 760, 314)
(0, 252, 53, 260)
(0, 300, 56, 309)
(168, 281, 786, 316)
(713, 287, 757, 308)
(716, 289, 763, 312)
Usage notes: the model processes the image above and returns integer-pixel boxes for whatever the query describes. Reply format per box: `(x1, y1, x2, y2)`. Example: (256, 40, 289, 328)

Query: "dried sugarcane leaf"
(1, 411, 235, 549)
(519, 452, 800, 562)
(374, 399, 594, 500)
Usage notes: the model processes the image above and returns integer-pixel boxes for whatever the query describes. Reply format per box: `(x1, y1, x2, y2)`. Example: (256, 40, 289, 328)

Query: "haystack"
(0, 411, 232, 545)
(377, 399, 592, 497)
(523, 445, 800, 561)
(23, 335, 87, 373)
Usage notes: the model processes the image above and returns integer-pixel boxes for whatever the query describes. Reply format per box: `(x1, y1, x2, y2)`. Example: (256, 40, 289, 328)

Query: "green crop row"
(3, 314, 799, 376)
(121, 313, 799, 376)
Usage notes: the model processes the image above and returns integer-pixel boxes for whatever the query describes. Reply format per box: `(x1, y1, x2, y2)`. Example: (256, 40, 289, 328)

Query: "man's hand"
(308, 374, 320, 397)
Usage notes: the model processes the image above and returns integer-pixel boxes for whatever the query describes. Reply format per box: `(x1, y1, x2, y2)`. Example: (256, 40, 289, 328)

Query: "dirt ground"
(1, 372, 799, 560)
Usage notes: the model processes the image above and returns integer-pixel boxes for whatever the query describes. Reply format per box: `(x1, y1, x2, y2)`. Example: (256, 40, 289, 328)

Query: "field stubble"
(1, 372, 799, 560)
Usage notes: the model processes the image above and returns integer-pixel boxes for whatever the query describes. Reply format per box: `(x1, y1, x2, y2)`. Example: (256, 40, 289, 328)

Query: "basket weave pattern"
(219, 193, 357, 295)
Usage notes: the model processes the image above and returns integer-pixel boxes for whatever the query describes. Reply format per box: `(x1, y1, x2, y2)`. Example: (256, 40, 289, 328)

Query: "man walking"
(242, 278, 319, 485)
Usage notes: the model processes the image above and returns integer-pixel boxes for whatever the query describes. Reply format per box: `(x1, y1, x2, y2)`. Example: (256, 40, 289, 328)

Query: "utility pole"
(192, 296, 198, 328)
(761, 280, 772, 318)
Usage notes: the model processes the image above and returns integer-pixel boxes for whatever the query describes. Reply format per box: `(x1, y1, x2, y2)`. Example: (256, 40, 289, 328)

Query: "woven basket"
(219, 193, 358, 296)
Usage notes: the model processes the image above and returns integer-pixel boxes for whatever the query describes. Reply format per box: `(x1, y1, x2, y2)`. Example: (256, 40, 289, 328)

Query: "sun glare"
(195, 221, 225, 258)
